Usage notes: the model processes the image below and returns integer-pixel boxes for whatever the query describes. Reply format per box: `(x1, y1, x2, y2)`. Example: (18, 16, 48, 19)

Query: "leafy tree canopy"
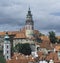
(0, 50, 6, 63)
(48, 31, 57, 43)
(15, 43, 32, 55)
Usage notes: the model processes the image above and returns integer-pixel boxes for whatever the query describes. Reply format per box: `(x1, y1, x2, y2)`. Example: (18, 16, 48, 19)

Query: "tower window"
(7, 56, 8, 59)
(32, 26, 33, 30)
(7, 45, 8, 49)
(7, 51, 8, 53)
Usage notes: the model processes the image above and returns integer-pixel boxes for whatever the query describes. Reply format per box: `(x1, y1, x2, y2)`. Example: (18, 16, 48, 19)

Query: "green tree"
(39, 32, 45, 36)
(15, 43, 31, 55)
(0, 56, 6, 63)
(0, 50, 6, 63)
(49, 31, 57, 43)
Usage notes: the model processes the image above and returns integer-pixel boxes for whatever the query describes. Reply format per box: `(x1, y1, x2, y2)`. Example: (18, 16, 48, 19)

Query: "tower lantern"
(3, 32, 11, 60)
(25, 7, 34, 38)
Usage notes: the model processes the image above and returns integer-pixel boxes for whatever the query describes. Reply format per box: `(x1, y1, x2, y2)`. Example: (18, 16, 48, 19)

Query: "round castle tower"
(25, 7, 34, 38)
(3, 32, 11, 60)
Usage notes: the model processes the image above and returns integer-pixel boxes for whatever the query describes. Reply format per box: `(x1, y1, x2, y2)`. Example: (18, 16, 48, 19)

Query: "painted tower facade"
(3, 32, 11, 60)
(25, 8, 34, 38)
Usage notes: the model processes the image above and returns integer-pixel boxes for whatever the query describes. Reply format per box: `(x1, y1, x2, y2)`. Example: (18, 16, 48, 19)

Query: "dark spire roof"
(29, 6, 30, 11)
(28, 7, 30, 13)
(26, 7, 34, 25)
(27, 7, 32, 17)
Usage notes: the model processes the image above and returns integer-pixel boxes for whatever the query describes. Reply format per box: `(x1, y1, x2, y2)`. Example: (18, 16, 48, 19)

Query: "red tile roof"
(40, 36, 50, 41)
(7, 53, 35, 63)
(55, 45, 60, 51)
(14, 32, 26, 39)
(6, 51, 60, 63)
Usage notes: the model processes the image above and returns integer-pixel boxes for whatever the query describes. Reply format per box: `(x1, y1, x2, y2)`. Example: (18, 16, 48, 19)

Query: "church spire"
(28, 6, 31, 13)
(29, 6, 30, 11)
(27, 7, 32, 17)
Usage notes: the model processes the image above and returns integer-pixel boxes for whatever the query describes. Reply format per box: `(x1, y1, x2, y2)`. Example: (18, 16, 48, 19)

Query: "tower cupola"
(4, 32, 10, 41)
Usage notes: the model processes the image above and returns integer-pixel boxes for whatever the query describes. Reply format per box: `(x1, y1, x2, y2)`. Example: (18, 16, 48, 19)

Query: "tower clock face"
(26, 30, 33, 35)
(27, 17, 32, 20)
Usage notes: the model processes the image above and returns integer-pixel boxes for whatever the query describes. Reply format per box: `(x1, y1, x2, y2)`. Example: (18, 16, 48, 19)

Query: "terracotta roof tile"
(40, 41, 53, 50)
(0, 32, 6, 36)
(57, 36, 60, 39)
(40, 36, 50, 41)
(0, 31, 18, 36)
(34, 30, 39, 34)
(6, 52, 60, 63)
(14, 32, 26, 39)
(55, 46, 60, 51)
(7, 53, 35, 63)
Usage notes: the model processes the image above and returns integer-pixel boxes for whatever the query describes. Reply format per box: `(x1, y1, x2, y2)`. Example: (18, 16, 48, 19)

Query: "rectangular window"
(7, 45, 8, 49)
(7, 51, 8, 53)
(7, 56, 8, 59)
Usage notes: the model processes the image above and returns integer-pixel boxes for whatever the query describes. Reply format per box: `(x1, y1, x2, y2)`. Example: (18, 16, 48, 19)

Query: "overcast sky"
(0, 0, 60, 35)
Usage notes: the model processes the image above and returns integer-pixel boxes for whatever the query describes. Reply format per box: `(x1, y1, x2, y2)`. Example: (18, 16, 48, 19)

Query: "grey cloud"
(50, 12, 60, 16)
(0, 0, 22, 7)
(0, 18, 25, 26)
(38, 23, 60, 35)
(41, 24, 60, 31)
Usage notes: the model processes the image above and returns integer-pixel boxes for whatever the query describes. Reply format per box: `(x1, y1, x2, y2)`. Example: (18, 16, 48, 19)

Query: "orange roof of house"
(37, 51, 59, 62)
(14, 32, 26, 39)
(34, 30, 39, 34)
(40, 40, 53, 50)
(0, 30, 26, 38)
(0, 32, 6, 36)
(46, 52, 58, 61)
(7, 53, 35, 63)
(0, 31, 19, 36)
(55, 46, 60, 51)
(37, 51, 44, 60)
(6, 51, 60, 63)
(0, 29, 40, 39)
(40, 36, 50, 41)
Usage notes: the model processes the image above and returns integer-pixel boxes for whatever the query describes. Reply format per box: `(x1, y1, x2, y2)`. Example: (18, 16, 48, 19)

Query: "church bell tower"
(3, 32, 11, 60)
(25, 7, 34, 38)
